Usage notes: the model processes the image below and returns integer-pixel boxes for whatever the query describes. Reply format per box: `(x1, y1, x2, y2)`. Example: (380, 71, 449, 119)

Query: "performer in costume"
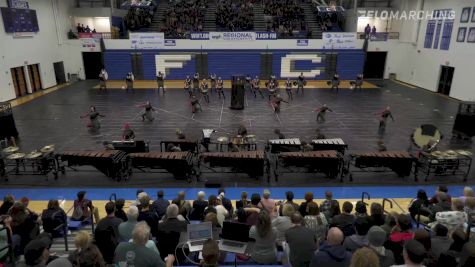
(190, 95, 202, 113)
(125, 72, 134, 93)
(301, 141, 313, 152)
(184, 75, 192, 97)
(271, 94, 288, 113)
(237, 124, 248, 136)
(285, 78, 293, 100)
(137, 101, 156, 122)
(193, 73, 200, 94)
(245, 74, 252, 94)
(98, 68, 108, 91)
(81, 106, 105, 130)
(376, 106, 394, 135)
(122, 123, 135, 140)
(315, 104, 333, 123)
(355, 74, 363, 90)
(156, 71, 165, 94)
(377, 140, 387, 152)
(331, 73, 340, 92)
(210, 73, 217, 93)
(216, 77, 225, 99)
(252, 76, 264, 99)
(176, 129, 186, 140)
(200, 79, 210, 103)
(267, 80, 278, 100)
(297, 72, 305, 95)
(274, 129, 286, 139)
(166, 143, 182, 152)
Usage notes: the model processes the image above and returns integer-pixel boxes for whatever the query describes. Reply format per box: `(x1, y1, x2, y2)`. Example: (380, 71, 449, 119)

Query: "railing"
(357, 32, 400, 40)
(361, 192, 370, 205)
(76, 0, 111, 8)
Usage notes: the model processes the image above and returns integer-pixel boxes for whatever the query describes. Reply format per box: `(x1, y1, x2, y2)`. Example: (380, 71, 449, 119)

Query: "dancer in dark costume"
(184, 75, 192, 97)
(200, 79, 210, 103)
(216, 77, 225, 99)
(315, 104, 333, 123)
(285, 78, 293, 100)
(122, 123, 135, 140)
(156, 71, 166, 94)
(210, 73, 217, 93)
(125, 72, 134, 93)
(81, 106, 105, 130)
(376, 106, 394, 135)
(139, 101, 156, 122)
(98, 68, 108, 91)
(331, 73, 340, 92)
(296, 72, 305, 95)
(193, 73, 200, 94)
(252, 76, 264, 99)
(271, 94, 288, 113)
(191, 95, 202, 113)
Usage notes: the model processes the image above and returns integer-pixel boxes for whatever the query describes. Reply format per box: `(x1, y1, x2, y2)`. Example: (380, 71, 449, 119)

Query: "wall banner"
(130, 32, 164, 49)
(322, 32, 357, 49)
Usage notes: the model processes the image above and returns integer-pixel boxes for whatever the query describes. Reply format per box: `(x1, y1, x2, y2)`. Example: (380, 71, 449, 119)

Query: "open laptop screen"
(221, 222, 250, 242)
(187, 221, 212, 240)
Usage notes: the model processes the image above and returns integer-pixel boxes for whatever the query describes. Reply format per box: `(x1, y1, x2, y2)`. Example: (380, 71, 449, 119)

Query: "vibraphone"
(311, 138, 348, 154)
(129, 151, 194, 181)
(160, 140, 199, 153)
(418, 150, 472, 181)
(267, 138, 301, 153)
(199, 151, 268, 179)
(103, 140, 149, 153)
(276, 150, 344, 182)
(348, 151, 417, 181)
(58, 150, 130, 181)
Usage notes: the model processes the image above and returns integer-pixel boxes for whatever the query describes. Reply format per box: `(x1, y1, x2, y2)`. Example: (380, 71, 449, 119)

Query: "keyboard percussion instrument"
(129, 151, 194, 181)
(311, 138, 348, 154)
(348, 151, 418, 181)
(268, 138, 301, 153)
(58, 150, 130, 181)
(103, 140, 149, 153)
(160, 140, 199, 153)
(199, 150, 268, 179)
(276, 150, 344, 182)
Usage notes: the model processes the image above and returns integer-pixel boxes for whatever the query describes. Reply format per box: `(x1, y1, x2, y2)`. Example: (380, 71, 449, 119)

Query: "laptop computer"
(219, 221, 250, 254)
(187, 221, 213, 252)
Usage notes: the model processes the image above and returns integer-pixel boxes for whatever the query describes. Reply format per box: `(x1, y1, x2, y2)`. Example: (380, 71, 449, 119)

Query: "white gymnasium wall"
(0, 0, 85, 102)
(372, 0, 475, 101)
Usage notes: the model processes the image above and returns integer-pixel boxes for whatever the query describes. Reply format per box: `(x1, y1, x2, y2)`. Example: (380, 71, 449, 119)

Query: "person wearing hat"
(367, 226, 394, 267)
(19, 238, 72, 267)
(393, 240, 427, 267)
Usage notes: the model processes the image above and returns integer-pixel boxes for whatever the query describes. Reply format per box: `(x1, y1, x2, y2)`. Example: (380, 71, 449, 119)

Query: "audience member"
(395, 240, 426, 267)
(386, 214, 414, 265)
(381, 212, 398, 235)
(460, 186, 474, 203)
(429, 185, 451, 204)
(299, 192, 315, 217)
(190, 191, 208, 220)
(310, 227, 351, 267)
(19, 238, 70, 267)
(204, 212, 221, 240)
(68, 230, 105, 266)
(343, 216, 370, 252)
(304, 201, 328, 243)
(118, 205, 139, 241)
(71, 191, 99, 223)
(263, 0, 306, 38)
(428, 192, 452, 221)
(431, 198, 467, 231)
(175, 191, 191, 217)
(272, 203, 294, 243)
(216, 0, 254, 31)
(350, 247, 379, 267)
(354, 201, 368, 218)
(413, 229, 438, 267)
(408, 189, 431, 222)
(331, 201, 356, 236)
(243, 194, 262, 225)
(137, 194, 160, 238)
(440, 229, 468, 263)
(201, 238, 220, 266)
(0, 195, 14, 215)
(41, 199, 67, 238)
(9, 201, 39, 252)
(94, 201, 122, 264)
(236, 191, 249, 209)
(114, 198, 127, 222)
(430, 223, 452, 259)
(285, 213, 317, 267)
(157, 204, 188, 256)
(218, 188, 233, 214)
(162, 0, 206, 39)
(115, 222, 174, 267)
(151, 190, 170, 219)
(278, 191, 300, 216)
(258, 189, 276, 217)
(465, 197, 475, 220)
(249, 211, 278, 264)
(369, 202, 386, 226)
(460, 242, 475, 267)
(367, 226, 394, 267)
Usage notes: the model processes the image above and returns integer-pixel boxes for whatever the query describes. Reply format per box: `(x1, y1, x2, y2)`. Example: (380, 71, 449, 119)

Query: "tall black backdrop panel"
(453, 102, 475, 137)
(0, 102, 19, 139)
(230, 75, 245, 110)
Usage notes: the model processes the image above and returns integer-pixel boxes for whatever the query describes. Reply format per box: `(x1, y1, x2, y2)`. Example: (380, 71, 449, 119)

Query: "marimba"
(58, 150, 130, 181)
(160, 140, 199, 153)
(199, 151, 267, 179)
(348, 151, 417, 181)
(276, 150, 344, 182)
(129, 151, 194, 181)
(268, 138, 301, 153)
(311, 138, 348, 154)
(103, 140, 149, 153)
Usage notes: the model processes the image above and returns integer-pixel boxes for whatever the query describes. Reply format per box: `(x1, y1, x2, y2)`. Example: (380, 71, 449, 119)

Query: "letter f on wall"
(155, 54, 192, 77)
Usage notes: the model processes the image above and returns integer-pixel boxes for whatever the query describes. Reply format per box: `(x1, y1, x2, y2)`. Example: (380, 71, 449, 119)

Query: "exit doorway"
(10, 67, 28, 98)
(437, 65, 454, 96)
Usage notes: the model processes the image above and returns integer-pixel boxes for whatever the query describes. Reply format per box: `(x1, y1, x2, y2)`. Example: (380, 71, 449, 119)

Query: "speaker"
(0, 102, 18, 139)
(230, 76, 245, 110)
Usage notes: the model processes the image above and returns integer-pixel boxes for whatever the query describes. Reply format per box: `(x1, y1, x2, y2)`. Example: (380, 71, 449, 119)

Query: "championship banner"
(130, 32, 164, 49)
(322, 32, 357, 49)
(210, 32, 256, 41)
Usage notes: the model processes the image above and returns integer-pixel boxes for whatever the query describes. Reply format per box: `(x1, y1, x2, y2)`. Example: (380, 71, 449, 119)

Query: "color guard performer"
(237, 124, 248, 136)
(191, 95, 202, 113)
(376, 106, 394, 135)
(210, 73, 217, 93)
(245, 74, 252, 94)
(125, 72, 134, 93)
(252, 76, 264, 99)
(271, 94, 288, 113)
(176, 129, 186, 140)
(267, 79, 278, 100)
(285, 78, 293, 100)
(216, 77, 225, 99)
(122, 123, 135, 140)
(355, 74, 363, 90)
(193, 73, 200, 94)
(297, 72, 305, 95)
(200, 79, 210, 103)
(139, 101, 156, 122)
(156, 71, 165, 94)
(98, 68, 108, 91)
(331, 73, 340, 92)
(315, 104, 333, 123)
(81, 106, 105, 130)
(184, 75, 192, 97)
